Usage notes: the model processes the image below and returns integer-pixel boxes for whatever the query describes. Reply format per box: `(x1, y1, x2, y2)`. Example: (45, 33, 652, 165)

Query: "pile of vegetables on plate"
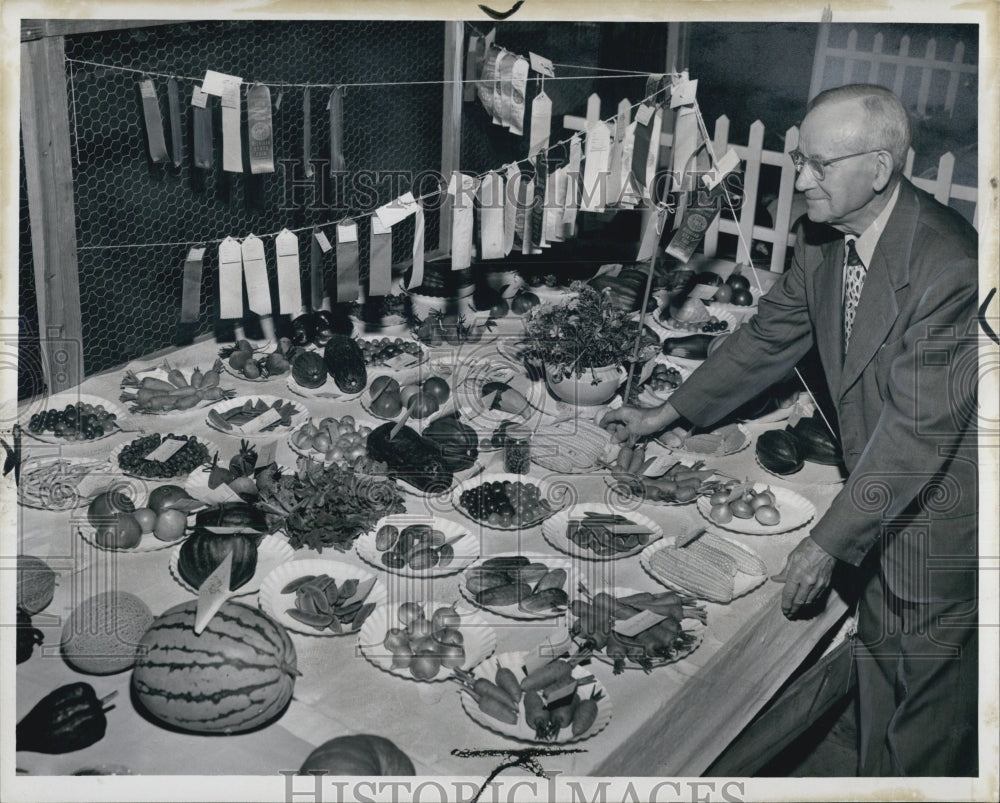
(120, 361, 235, 413)
(255, 457, 405, 552)
(219, 338, 297, 380)
(26, 402, 119, 441)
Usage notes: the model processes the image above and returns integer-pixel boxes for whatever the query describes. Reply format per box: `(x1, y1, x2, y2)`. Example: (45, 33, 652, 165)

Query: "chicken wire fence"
(51, 20, 445, 378)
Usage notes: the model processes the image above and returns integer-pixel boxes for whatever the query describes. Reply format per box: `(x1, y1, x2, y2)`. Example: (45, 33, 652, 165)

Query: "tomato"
(421, 376, 451, 404)
(510, 292, 540, 315)
(713, 284, 733, 303)
(730, 289, 754, 306)
(407, 392, 439, 419)
(489, 298, 510, 318)
(726, 273, 751, 292)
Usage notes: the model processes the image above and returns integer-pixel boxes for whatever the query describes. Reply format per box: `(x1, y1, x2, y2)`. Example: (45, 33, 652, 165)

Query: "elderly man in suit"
(602, 84, 978, 776)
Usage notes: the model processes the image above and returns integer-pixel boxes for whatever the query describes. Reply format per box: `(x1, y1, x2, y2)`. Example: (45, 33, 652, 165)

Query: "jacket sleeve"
(808, 253, 979, 566)
(669, 247, 816, 427)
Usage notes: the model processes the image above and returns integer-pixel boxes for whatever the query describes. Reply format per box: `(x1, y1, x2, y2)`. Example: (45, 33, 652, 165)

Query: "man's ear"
(873, 150, 894, 192)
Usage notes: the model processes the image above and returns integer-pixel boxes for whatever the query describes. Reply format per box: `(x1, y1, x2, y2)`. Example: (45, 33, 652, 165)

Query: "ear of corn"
(700, 531, 769, 576)
(649, 546, 735, 603)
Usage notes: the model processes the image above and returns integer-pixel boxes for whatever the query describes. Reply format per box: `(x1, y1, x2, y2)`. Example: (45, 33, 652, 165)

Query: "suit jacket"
(670, 179, 979, 602)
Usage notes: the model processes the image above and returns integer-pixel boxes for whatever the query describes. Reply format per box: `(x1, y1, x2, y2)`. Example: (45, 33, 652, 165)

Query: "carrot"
(549, 693, 579, 734)
(521, 659, 574, 693)
(495, 667, 522, 702)
(523, 690, 553, 740)
(201, 368, 220, 389)
(470, 690, 518, 725)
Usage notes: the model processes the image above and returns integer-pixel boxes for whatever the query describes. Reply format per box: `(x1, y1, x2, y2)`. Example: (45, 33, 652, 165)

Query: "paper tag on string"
(274, 230, 302, 315)
(529, 51, 555, 77)
(450, 172, 477, 269)
(201, 70, 243, 96)
(544, 167, 566, 243)
(491, 49, 504, 126)
(247, 84, 275, 175)
(509, 56, 529, 136)
(143, 436, 189, 463)
(167, 78, 183, 167)
(369, 217, 393, 296)
(644, 107, 664, 199)
(477, 42, 499, 117)
(635, 104, 654, 127)
(528, 91, 551, 159)
(464, 35, 480, 102)
(581, 122, 611, 213)
(310, 229, 326, 309)
(328, 86, 346, 174)
(607, 98, 631, 206)
(191, 86, 209, 108)
(376, 192, 421, 229)
(479, 171, 505, 260)
(335, 221, 360, 303)
(702, 149, 741, 191)
(241, 235, 272, 316)
(217, 237, 244, 319)
(562, 135, 583, 238)
(531, 156, 548, 249)
(670, 72, 698, 108)
(409, 204, 425, 289)
(618, 122, 640, 208)
(503, 164, 520, 255)
(519, 177, 534, 255)
(314, 230, 333, 253)
(671, 106, 701, 192)
(220, 82, 242, 173)
(180, 247, 205, 324)
(499, 50, 516, 129)
(138, 79, 168, 163)
(193, 93, 213, 169)
(665, 198, 721, 263)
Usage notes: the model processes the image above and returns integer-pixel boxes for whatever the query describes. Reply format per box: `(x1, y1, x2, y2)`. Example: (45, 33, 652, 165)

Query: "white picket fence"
(809, 26, 977, 121)
(563, 95, 978, 273)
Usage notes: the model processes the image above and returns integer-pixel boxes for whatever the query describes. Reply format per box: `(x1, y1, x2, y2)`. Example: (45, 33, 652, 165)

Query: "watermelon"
(131, 600, 297, 734)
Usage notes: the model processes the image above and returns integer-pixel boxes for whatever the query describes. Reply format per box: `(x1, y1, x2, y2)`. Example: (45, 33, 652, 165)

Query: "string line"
(63, 57, 658, 88)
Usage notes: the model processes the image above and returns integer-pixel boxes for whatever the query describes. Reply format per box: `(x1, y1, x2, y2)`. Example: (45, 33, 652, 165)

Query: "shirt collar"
(846, 181, 901, 266)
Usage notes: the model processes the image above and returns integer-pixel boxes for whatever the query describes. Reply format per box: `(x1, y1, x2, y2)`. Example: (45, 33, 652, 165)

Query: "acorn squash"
(292, 350, 328, 389)
(755, 429, 804, 475)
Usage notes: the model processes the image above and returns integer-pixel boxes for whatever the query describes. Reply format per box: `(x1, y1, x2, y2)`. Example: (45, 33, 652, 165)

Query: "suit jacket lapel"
(812, 238, 846, 397)
(839, 180, 918, 397)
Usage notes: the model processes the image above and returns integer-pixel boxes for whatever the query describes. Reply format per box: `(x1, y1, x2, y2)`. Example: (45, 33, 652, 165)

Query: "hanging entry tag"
(274, 229, 303, 315)
(240, 235, 272, 316)
(247, 84, 275, 175)
(464, 34, 481, 103)
(303, 87, 314, 179)
(409, 203, 425, 290)
(581, 122, 611, 213)
(449, 172, 477, 270)
(503, 164, 520, 256)
(328, 87, 346, 174)
(607, 98, 631, 206)
(531, 155, 548, 249)
(218, 237, 244, 319)
(478, 171, 505, 260)
(509, 56, 529, 135)
(528, 90, 552, 159)
(167, 78, 183, 168)
(220, 82, 243, 173)
(563, 135, 583, 238)
(311, 228, 332, 309)
(335, 221, 360, 303)
(369, 217, 393, 297)
(192, 86, 213, 169)
(138, 79, 169, 163)
(180, 246, 206, 323)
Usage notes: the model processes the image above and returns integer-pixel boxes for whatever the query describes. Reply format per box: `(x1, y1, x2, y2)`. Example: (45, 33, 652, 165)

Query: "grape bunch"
(701, 318, 730, 334)
(459, 480, 552, 528)
(117, 433, 211, 479)
(358, 338, 423, 366)
(27, 402, 117, 441)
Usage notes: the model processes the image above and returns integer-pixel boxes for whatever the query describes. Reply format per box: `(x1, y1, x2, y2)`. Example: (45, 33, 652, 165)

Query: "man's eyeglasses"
(788, 148, 883, 181)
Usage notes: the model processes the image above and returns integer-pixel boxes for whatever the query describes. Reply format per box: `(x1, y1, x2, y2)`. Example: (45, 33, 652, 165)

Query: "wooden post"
(892, 35, 910, 99)
(917, 38, 937, 118)
(736, 120, 765, 265)
(944, 41, 965, 117)
(702, 114, 729, 258)
(807, 14, 831, 101)
(20, 34, 84, 393)
(769, 125, 800, 273)
(437, 21, 465, 256)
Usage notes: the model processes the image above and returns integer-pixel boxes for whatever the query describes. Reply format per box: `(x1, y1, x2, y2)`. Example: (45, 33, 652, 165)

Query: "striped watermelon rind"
(131, 600, 297, 735)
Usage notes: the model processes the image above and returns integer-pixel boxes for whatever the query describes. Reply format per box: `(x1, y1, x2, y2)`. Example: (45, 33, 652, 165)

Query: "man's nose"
(794, 166, 817, 192)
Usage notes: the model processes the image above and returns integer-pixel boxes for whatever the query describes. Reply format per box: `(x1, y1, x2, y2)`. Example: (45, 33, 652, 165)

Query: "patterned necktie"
(843, 238, 866, 350)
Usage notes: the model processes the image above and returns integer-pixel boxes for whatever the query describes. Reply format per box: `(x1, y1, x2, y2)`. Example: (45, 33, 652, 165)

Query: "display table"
(11, 330, 849, 779)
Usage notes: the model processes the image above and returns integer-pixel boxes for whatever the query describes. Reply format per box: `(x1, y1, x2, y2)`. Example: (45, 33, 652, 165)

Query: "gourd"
(789, 414, 842, 465)
(292, 350, 328, 389)
(299, 734, 416, 776)
(662, 334, 714, 361)
(194, 501, 268, 532)
(176, 529, 259, 591)
(323, 334, 367, 394)
(755, 429, 804, 475)
(131, 600, 297, 735)
(423, 415, 478, 471)
(366, 422, 453, 493)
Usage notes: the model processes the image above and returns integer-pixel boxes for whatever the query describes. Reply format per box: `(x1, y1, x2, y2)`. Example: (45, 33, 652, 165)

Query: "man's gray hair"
(809, 84, 912, 173)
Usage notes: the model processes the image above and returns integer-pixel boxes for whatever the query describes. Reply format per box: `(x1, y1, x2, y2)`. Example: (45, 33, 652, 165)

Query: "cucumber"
(476, 582, 531, 607)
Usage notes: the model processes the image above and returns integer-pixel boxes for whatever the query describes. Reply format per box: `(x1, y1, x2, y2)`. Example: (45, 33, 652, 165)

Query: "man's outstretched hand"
(772, 536, 838, 618)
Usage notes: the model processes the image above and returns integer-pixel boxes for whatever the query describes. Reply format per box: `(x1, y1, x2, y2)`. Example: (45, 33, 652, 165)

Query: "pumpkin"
(423, 415, 478, 471)
(299, 734, 416, 776)
(755, 429, 804, 475)
(131, 600, 297, 734)
(176, 529, 258, 592)
(789, 414, 842, 465)
(323, 334, 367, 394)
(292, 350, 328, 389)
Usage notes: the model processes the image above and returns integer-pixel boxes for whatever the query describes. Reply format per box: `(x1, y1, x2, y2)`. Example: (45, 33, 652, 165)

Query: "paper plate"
(566, 586, 706, 670)
(119, 364, 237, 412)
(19, 393, 132, 445)
(169, 533, 295, 596)
(285, 375, 365, 402)
(528, 285, 578, 306)
(18, 456, 114, 511)
(653, 307, 738, 338)
(358, 602, 496, 682)
(459, 650, 612, 744)
(109, 434, 218, 481)
(287, 418, 377, 465)
(258, 558, 387, 637)
(219, 343, 292, 383)
(355, 514, 479, 578)
(631, 356, 693, 408)
(639, 533, 769, 601)
(458, 552, 573, 621)
(206, 395, 307, 439)
(529, 420, 617, 474)
(656, 423, 751, 458)
(450, 472, 567, 531)
(696, 483, 817, 535)
(542, 503, 664, 561)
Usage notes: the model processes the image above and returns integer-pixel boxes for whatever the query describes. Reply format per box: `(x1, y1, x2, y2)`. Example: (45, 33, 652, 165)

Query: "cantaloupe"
(61, 591, 154, 675)
(17, 555, 57, 615)
(131, 600, 297, 734)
